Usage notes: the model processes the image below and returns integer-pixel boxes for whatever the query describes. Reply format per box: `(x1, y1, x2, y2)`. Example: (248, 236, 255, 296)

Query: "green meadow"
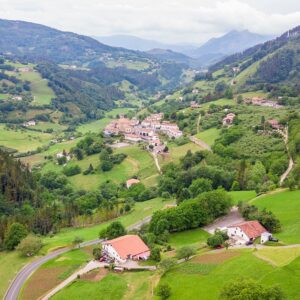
(157, 250, 300, 300)
(158, 142, 203, 166)
(0, 125, 53, 152)
(17, 70, 55, 105)
(252, 189, 300, 244)
(77, 118, 112, 134)
(40, 144, 158, 190)
(228, 190, 257, 205)
(168, 228, 210, 249)
(195, 128, 221, 146)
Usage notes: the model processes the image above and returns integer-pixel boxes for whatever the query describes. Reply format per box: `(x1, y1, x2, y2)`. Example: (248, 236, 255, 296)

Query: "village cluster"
(104, 113, 183, 154)
(244, 96, 283, 109)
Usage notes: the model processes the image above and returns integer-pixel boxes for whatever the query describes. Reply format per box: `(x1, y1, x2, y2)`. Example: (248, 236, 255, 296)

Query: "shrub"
(4, 223, 28, 250)
(16, 235, 42, 256)
(156, 283, 171, 300)
(63, 165, 81, 176)
(176, 246, 196, 261)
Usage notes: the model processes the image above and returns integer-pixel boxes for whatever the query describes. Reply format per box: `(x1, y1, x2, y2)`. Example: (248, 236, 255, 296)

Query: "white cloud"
(0, 0, 299, 44)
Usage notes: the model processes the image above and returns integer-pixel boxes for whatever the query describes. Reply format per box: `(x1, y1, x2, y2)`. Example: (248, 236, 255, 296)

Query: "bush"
(63, 165, 81, 176)
(220, 278, 285, 300)
(150, 246, 161, 262)
(101, 160, 113, 172)
(99, 221, 126, 239)
(176, 246, 196, 261)
(4, 223, 28, 250)
(207, 233, 225, 248)
(16, 235, 42, 256)
(156, 283, 171, 300)
(93, 246, 102, 260)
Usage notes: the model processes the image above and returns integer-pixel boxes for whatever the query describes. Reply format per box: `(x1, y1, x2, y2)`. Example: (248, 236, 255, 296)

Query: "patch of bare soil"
(192, 251, 240, 264)
(81, 268, 108, 282)
(22, 267, 67, 300)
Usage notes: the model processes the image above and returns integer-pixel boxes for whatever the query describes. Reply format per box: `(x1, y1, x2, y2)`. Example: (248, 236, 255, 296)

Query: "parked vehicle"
(269, 237, 279, 242)
(246, 240, 253, 246)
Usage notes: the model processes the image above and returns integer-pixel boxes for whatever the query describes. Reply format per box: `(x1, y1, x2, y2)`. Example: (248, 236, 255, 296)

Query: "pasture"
(252, 189, 300, 244)
(158, 142, 203, 166)
(17, 70, 55, 105)
(168, 228, 210, 249)
(227, 190, 257, 205)
(77, 118, 111, 134)
(195, 128, 221, 146)
(157, 250, 300, 300)
(0, 125, 53, 152)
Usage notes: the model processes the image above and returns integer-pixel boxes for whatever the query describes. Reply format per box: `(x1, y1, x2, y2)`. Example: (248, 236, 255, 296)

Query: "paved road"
(4, 217, 152, 300)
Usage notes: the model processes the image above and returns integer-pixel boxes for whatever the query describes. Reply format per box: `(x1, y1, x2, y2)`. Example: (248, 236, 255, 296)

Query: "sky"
(0, 0, 300, 44)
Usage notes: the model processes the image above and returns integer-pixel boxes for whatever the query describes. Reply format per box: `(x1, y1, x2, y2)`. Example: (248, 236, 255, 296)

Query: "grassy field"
(21, 249, 91, 300)
(0, 125, 53, 152)
(52, 270, 155, 300)
(21, 138, 80, 166)
(195, 128, 221, 146)
(228, 190, 257, 205)
(168, 228, 210, 249)
(252, 189, 300, 244)
(255, 246, 300, 267)
(77, 118, 111, 134)
(32, 122, 67, 132)
(40, 144, 158, 190)
(105, 107, 135, 118)
(0, 251, 35, 300)
(158, 142, 203, 166)
(17, 70, 55, 105)
(157, 250, 300, 300)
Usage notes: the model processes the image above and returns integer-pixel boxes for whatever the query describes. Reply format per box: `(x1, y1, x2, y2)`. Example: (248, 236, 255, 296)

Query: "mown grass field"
(77, 118, 112, 134)
(157, 250, 300, 300)
(228, 190, 257, 205)
(0, 125, 53, 152)
(158, 142, 203, 166)
(32, 122, 67, 132)
(168, 228, 210, 249)
(255, 246, 300, 267)
(252, 189, 300, 244)
(52, 270, 155, 300)
(195, 128, 221, 146)
(0, 251, 35, 300)
(17, 70, 55, 105)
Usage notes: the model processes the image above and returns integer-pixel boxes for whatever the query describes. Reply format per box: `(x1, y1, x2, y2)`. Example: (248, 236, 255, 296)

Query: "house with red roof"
(227, 220, 271, 244)
(126, 178, 140, 189)
(102, 235, 150, 263)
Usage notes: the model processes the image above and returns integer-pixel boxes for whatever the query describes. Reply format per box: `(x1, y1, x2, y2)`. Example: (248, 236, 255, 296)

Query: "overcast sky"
(1, 0, 300, 44)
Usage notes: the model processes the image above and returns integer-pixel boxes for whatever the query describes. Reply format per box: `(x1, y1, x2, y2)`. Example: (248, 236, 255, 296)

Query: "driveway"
(203, 207, 244, 234)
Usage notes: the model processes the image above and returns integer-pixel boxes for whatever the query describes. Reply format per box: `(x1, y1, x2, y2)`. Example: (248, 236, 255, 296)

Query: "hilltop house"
(268, 119, 282, 130)
(102, 235, 150, 264)
(227, 221, 271, 244)
(23, 120, 36, 127)
(126, 178, 140, 189)
(222, 113, 236, 126)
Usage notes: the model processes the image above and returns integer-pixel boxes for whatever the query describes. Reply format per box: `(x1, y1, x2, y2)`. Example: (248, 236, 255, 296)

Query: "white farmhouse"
(102, 235, 150, 264)
(227, 220, 271, 244)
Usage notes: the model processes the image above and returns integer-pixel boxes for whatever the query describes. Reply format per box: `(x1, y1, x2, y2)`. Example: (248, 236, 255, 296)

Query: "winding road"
(4, 217, 152, 300)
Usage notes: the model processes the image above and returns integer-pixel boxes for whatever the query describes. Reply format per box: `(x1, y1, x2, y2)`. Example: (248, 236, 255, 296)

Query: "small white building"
(102, 235, 150, 264)
(227, 221, 271, 244)
(23, 120, 36, 127)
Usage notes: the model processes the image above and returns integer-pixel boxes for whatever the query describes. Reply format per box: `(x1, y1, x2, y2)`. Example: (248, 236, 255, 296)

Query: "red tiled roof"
(103, 235, 150, 259)
(228, 221, 268, 239)
(126, 178, 140, 185)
